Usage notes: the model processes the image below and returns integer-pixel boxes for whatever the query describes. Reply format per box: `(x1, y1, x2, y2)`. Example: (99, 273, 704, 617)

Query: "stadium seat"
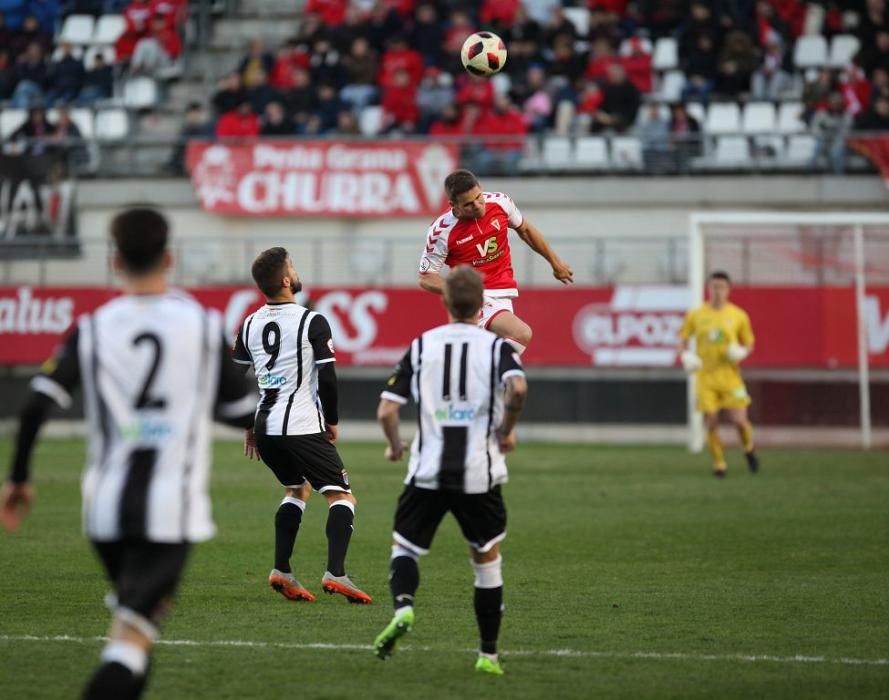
(542, 137, 573, 169)
(741, 102, 777, 134)
(93, 15, 127, 45)
(562, 7, 590, 37)
(652, 37, 678, 71)
(574, 137, 609, 169)
(95, 108, 129, 140)
(658, 70, 685, 101)
(84, 45, 116, 71)
(610, 136, 643, 169)
(619, 37, 653, 56)
(59, 15, 96, 45)
(776, 102, 807, 133)
(793, 35, 828, 69)
(51, 45, 84, 63)
(0, 109, 28, 139)
(785, 134, 817, 164)
(491, 72, 512, 97)
(713, 135, 751, 166)
(69, 108, 96, 139)
(123, 77, 159, 108)
(686, 102, 706, 125)
(704, 102, 741, 134)
(828, 34, 861, 68)
(358, 105, 384, 136)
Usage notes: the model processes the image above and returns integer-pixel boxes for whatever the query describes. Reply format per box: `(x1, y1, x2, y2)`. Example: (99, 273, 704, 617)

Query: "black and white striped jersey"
(233, 302, 337, 436)
(30, 291, 257, 543)
(381, 323, 525, 494)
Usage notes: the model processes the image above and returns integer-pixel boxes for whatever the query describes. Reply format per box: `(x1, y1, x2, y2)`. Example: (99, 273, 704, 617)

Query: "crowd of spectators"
(197, 0, 889, 174)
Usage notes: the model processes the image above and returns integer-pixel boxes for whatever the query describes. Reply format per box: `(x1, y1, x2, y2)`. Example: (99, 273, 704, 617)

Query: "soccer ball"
(460, 32, 507, 77)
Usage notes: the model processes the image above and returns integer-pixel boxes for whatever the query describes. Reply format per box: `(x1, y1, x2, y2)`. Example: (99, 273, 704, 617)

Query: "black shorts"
(393, 485, 507, 555)
(93, 539, 191, 634)
(255, 431, 351, 493)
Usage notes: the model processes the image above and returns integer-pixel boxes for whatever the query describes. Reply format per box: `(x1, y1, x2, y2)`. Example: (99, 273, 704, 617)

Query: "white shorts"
(480, 295, 514, 330)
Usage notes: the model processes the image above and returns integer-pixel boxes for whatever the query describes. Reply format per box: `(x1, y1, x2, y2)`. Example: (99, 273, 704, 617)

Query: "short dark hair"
(110, 207, 169, 275)
(444, 169, 480, 201)
(709, 270, 732, 284)
(252, 247, 290, 297)
(444, 266, 483, 320)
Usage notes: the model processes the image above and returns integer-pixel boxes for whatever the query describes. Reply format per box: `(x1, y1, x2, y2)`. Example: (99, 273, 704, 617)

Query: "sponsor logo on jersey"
(456, 234, 474, 245)
(258, 373, 288, 387)
(434, 404, 476, 422)
(121, 418, 174, 442)
(475, 237, 498, 258)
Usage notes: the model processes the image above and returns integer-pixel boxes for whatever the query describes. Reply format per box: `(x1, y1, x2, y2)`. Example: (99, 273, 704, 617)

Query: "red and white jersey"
(419, 192, 524, 297)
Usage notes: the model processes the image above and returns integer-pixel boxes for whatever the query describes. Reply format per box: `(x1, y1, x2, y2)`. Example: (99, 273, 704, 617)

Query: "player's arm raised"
(417, 217, 451, 295)
(513, 218, 574, 285)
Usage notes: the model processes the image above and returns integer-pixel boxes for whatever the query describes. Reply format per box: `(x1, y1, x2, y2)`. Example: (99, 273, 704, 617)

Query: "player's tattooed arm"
(497, 374, 528, 453)
(513, 219, 574, 284)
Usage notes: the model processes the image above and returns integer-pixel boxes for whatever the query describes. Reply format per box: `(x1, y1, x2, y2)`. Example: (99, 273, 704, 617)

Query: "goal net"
(688, 212, 889, 451)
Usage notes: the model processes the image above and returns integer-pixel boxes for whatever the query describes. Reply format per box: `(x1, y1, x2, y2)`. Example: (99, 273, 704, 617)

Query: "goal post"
(687, 212, 889, 452)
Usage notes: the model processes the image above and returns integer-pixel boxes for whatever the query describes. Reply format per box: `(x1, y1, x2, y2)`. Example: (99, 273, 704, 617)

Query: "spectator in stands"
(116, 0, 154, 63)
(168, 101, 212, 175)
(543, 6, 579, 46)
(215, 99, 260, 140)
(340, 37, 379, 112)
(502, 5, 543, 80)
(240, 38, 274, 90)
(284, 67, 319, 133)
(309, 37, 347, 87)
(78, 51, 113, 104)
(29, 0, 59, 36)
(428, 103, 463, 137)
(292, 11, 326, 47)
(332, 5, 370, 53)
(591, 62, 640, 132)
(10, 42, 48, 109)
(151, 0, 188, 31)
(305, 0, 347, 26)
(380, 34, 423, 90)
(456, 73, 495, 110)
(382, 67, 418, 133)
(681, 31, 718, 104)
(586, 37, 620, 83)
(678, 1, 719, 60)
(212, 72, 247, 115)
(856, 94, 889, 131)
(0, 48, 14, 100)
(49, 106, 88, 174)
(11, 14, 52, 59)
(305, 82, 345, 134)
(245, 70, 279, 114)
(131, 13, 182, 74)
(669, 101, 702, 172)
(473, 94, 527, 175)
(260, 101, 295, 136)
(441, 8, 475, 73)
(546, 34, 588, 84)
(45, 42, 84, 105)
(640, 0, 686, 38)
(411, 2, 444, 66)
(621, 36, 653, 93)
(802, 68, 835, 122)
(332, 108, 360, 135)
(481, 0, 520, 33)
(859, 30, 889, 78)
(715, 24, 758, 96)
(574, 79, 604, 133)
(417, 66, 454, 131)
(519, 65, 553, 132)
(10, 105, 54, 156)
(811, 92, 852, 174)
(751, 31, 791, 100)
(638, 103, 671, 173)
(870, 67, 889, 105)
(859, 0, 889, 46)
(269, 44, 308, 91)
(366, 1, 405, 52)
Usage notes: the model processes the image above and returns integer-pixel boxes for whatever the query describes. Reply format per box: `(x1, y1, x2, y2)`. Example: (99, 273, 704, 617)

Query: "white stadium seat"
(741, 102, 777, 134)
(785, 134, 817, 164)
(776, 102, 807, 133)
(69, 108, 96, 138)
(713, 135, 751, 166)
(51, 45, 84, 63)
(0, 109, 28, 139)
(686, 102, 706, 125)
(59, 15, 96, 45)
(652, 37, 678, 71)
(542, 137, 573, 168)
(358, 105, 384, 136)
(574, 137, 609, 168)
(793, 35, 828, 69)
(828, 34, 860, 68)
(123, 77, 159, 109)
(611, 136, 643, 169)
(562, 7, 590, 37)
(95, 108, 129, 140)
(659, 70, 685, 101)
(93, 15, 127, 45)
(619, 37, 652, 56)
(705, 102, 741, 134)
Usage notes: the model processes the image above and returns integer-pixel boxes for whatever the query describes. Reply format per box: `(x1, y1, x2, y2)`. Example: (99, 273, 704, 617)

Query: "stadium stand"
(0, 0, 886, 176)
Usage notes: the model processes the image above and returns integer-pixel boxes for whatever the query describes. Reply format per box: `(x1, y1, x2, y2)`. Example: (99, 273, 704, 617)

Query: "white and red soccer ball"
(460, 32, 508, 77)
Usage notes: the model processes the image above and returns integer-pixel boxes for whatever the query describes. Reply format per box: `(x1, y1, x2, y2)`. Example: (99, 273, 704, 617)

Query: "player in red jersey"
(418, 169, 574, 351)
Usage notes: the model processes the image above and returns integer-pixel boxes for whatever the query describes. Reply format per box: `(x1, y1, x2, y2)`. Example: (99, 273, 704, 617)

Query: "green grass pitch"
(1, 439, 887, 699)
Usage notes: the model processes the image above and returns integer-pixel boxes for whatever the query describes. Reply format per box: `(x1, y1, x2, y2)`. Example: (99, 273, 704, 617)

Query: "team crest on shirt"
(327, 338, 335, 354)
(341, 470, 350, 486)
(492, 219, 501, 231)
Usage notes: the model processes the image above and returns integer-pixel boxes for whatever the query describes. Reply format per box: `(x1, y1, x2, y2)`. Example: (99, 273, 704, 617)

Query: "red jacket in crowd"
(480, 0, 520, 26)
(305, 0, 347, 25)
(216, 111, 260, 139)
(474, 107, 527, 150)
(382, 83, 419, 126)
(379, 47, 424, 89)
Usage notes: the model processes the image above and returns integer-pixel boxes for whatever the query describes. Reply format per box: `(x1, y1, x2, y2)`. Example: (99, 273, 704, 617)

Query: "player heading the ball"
(418, 169, 574, 353)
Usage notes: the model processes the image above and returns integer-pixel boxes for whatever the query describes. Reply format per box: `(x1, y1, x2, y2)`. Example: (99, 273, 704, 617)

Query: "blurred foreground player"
(1, 207, 258, 699)
(374, 266, 528, 674)
(418, 169, 573, 352)
(678, 270, 760, 477)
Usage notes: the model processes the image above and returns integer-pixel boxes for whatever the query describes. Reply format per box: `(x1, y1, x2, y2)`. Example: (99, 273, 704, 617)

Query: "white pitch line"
(1, 635, 886, 667)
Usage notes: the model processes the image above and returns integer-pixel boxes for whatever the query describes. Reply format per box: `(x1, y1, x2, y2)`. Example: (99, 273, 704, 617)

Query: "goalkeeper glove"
(680, 350, 702, 372)
(727, 343, 750, 363)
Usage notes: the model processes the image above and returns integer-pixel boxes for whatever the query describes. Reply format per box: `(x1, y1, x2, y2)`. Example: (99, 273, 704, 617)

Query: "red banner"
(2, 285, 889, 368)
(850, 135, 889, 190)
(185, 141, 459, 217)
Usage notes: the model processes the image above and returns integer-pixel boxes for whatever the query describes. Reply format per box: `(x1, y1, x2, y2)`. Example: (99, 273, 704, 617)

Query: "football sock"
(474, 586, 503, 655)
(738, 421, 755, 453)
(706, 429, 726, 469)
(274, 497, 305, 573)
(83, 641, 149, 699)
(389, 554, 420, 611)
(325, 500, 354, 577)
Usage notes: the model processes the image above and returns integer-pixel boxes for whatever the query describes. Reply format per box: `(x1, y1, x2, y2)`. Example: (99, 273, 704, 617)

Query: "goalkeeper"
(677, 271, 759, 477)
